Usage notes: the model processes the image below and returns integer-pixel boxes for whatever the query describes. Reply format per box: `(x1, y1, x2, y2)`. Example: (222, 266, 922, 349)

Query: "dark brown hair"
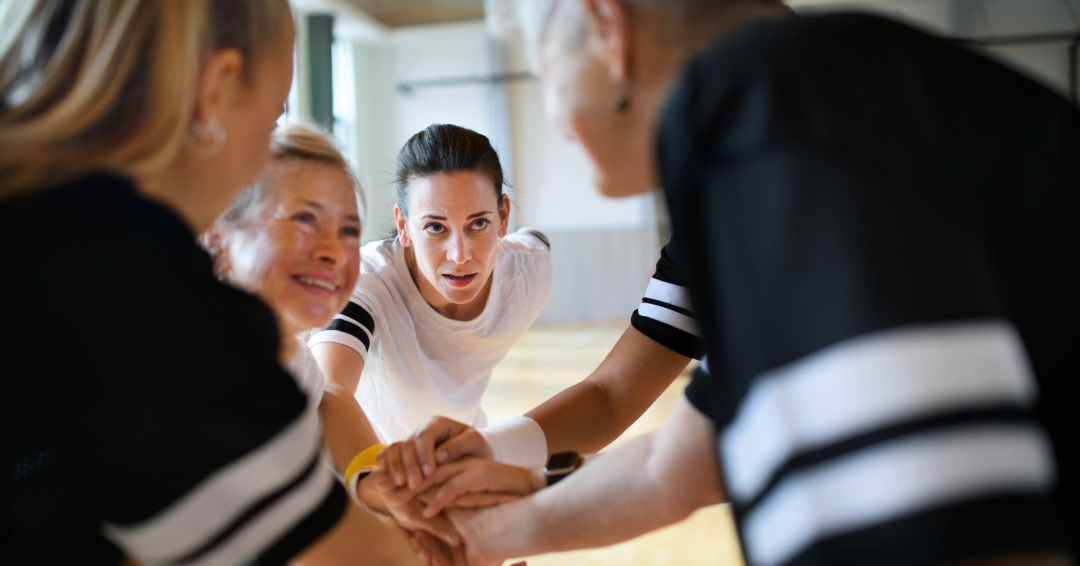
(394, 124, 505, 218)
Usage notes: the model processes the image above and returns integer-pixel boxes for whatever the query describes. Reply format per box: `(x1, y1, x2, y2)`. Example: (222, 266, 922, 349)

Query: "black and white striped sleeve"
(99, 401, 346, 566)
(630, 243, 705, 359)
(308, 300, 376, 359)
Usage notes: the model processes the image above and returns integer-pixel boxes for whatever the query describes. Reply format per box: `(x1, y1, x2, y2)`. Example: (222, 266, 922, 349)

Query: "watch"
(543, 451, 581, 487)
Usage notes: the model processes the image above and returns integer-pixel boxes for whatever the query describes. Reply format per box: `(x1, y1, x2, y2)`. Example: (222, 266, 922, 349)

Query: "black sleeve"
(629, 237, 706, 359)
(4, 186, 348, 565)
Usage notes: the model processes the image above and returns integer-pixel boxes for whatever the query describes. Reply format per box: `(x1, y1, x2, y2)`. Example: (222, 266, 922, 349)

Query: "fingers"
(413, 416, 475, 476)
(412, 530, 452, 566)
(402, 438, 425, 490)
(378, 442, 409, 487)
(389, 497, 462, 548)
(434, 428, 492, 465)
(424, 473, 475, 518)
(451, 493, 521, 508)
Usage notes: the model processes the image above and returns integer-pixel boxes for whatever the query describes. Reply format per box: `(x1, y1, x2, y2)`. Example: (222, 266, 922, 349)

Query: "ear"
(498, 194, 510, 238)
(199, 225, 231, 278)
(192, 48, 245, 129)
(394, 204, 411, 247)
(583, 0, 634, 83)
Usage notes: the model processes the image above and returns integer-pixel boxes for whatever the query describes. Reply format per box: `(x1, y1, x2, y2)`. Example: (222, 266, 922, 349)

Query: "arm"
(294, 499, 426, 566)
(380, 326, 690, 482)
(311, 341, 462, 549)
(526, 324, 690, 454)
(311, 341, 380, 474)
(452, 396, 724, 564)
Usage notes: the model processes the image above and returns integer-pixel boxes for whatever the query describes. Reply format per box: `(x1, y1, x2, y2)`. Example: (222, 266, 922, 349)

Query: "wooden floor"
(482, 321, 745, 566)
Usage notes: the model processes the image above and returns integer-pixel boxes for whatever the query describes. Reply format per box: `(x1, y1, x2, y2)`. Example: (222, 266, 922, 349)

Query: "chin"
(594, 168, 655, 198)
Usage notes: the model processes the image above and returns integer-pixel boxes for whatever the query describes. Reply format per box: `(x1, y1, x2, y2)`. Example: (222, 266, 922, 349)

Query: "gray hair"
(486, 0, 785, 65)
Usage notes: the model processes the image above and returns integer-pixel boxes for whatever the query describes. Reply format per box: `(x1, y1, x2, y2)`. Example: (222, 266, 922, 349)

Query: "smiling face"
(396, 171, 509, 320)
(222, 160, 361, 335)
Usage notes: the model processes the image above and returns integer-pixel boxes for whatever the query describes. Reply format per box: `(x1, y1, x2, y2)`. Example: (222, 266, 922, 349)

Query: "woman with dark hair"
(308, 124, 553, 551)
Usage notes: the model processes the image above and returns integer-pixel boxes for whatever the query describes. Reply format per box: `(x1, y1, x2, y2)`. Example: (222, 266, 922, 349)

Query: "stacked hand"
(357, 417, 541, 566)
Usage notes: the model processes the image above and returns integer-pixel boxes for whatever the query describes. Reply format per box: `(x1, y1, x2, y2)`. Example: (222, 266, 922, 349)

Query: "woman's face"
(397, 171, 509, 315)
(224, 161, 361, 335)
(536, 39, 657, 198)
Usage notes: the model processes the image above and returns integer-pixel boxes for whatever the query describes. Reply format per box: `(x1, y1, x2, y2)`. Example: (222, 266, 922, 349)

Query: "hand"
(443, 507, 516, 566)
(406, 457, 544, 519)
(405, 528, 468, 566)
(378, 416, 494, 490)
(357, 468, 462, 548)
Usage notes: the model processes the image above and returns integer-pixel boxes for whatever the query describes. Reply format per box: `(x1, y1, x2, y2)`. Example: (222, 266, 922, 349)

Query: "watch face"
(545, 451, 578, 472)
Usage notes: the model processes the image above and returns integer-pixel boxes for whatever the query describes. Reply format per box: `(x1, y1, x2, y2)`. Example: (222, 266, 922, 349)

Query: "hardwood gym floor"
(482, 321, 745, 566)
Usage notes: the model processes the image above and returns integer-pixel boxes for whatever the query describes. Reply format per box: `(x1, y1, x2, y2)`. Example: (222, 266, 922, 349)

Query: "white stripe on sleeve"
(741, 424, 1055, 566)
(643, 278, 694, 311)
(183, 458, 337, 566)
(308, 328, 370, 359)
(721, 320, 1037, 504)
(102, 403, 323, 563)
(638, 302, 701, 337)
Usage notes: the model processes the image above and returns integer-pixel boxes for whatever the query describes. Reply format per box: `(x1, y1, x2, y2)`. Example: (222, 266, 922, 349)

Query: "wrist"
(480, 416, 547, 466)
(356, 475, 388, 514)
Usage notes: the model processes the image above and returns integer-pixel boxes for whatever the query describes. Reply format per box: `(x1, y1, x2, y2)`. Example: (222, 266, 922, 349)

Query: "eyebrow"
(303, 200, 325, 209)
(421, 211, 493, 221)
(345, 214, 360, 222)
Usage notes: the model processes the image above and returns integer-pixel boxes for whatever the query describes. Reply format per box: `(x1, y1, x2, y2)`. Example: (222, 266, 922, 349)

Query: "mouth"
(293, 275, 340, 292)
(442, 272, 477, 287)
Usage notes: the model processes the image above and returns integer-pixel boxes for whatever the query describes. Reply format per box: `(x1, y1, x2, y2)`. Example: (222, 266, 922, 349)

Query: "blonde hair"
(216, 123, 366, 230)
(0, 0, 292, 199)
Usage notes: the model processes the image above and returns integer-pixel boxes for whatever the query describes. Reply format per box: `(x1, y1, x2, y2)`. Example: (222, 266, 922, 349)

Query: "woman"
(0, 3, 423, 564)
(202, 124, 363, 405)
(306, 123, 552, 527)
(392, 1, 1080, 566)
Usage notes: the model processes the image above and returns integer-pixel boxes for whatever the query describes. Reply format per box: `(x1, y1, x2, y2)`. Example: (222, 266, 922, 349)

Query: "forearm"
(318, 386, 382, 474)
(527, 380, 622, 455)
(469, 398, 724, 559)
(294, 499, 424, 566)
(527, 326, 690, 455)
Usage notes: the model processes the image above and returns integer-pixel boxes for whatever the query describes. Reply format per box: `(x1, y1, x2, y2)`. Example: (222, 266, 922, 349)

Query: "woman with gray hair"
(397, 1, 1080, 565)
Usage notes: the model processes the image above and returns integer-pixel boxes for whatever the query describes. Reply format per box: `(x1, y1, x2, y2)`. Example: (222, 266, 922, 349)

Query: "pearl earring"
(610, 85, 630, 112)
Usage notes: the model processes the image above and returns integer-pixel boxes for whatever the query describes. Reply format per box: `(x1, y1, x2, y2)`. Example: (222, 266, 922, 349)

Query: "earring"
(185, 115, 227, 159)
(609, 85, 630, 112)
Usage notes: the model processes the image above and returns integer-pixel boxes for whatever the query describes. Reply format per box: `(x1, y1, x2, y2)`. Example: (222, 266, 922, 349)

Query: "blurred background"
(279, 1, 1078, 563)
(282, 0, 1079, 324)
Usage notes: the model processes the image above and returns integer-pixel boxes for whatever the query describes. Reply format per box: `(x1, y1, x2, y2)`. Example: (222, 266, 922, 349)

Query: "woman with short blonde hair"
(0, 3, 425, 565)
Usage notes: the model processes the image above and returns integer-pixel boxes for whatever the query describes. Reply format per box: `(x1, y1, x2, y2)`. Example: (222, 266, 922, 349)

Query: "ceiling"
(345, 0, 485, 27)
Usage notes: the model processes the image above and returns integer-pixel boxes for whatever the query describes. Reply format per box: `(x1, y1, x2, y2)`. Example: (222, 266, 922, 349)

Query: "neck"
(405, 245, 493, 321)
(135, 154, 235, 235)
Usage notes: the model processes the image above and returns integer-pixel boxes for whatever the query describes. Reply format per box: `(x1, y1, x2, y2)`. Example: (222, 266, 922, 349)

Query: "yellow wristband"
(345, 444, 387, 485)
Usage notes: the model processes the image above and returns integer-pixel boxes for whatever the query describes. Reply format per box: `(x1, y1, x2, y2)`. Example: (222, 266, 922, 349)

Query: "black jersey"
(658, 13, 1080, 566)
(0, 175, 345, 565)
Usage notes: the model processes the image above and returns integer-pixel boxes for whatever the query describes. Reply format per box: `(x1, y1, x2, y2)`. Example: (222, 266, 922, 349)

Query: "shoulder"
(499, 228, 553, 276)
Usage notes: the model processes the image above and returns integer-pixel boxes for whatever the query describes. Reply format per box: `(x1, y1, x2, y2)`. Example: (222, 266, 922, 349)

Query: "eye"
(341, 226, 361, 238)
(293, 212, 316, 224)
(471, 218, 489, 230)
(424, 223, 446, 235)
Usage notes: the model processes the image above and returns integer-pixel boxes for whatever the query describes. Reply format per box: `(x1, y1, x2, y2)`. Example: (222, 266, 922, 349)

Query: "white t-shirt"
(308, 229, 553, 443)
(286, 338, 326, 406)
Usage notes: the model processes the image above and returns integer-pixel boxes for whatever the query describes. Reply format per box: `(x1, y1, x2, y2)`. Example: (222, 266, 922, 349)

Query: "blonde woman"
(0, 3, 425, 565)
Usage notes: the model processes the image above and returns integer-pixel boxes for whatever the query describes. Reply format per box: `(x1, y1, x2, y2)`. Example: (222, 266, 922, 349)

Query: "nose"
(315, 228, 347, 267)
(446, 232, 471, 265)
